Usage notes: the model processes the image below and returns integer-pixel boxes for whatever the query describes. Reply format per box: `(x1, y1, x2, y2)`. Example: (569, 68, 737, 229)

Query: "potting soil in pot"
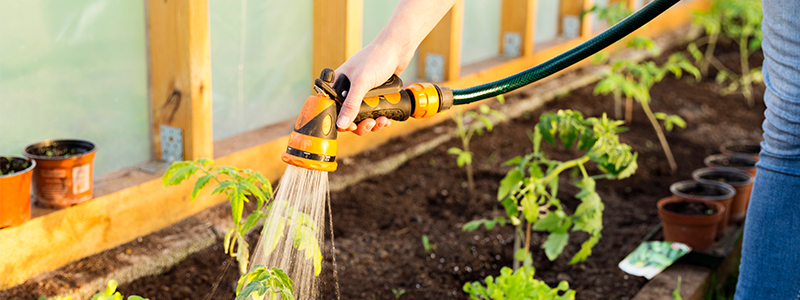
(663, 201, 719, 215)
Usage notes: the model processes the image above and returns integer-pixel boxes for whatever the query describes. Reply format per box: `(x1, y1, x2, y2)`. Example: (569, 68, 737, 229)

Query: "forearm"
(373, 0, 458, 67)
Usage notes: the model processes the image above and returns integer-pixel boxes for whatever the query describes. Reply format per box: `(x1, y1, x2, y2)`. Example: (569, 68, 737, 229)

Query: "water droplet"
(454, 266, 459, 272)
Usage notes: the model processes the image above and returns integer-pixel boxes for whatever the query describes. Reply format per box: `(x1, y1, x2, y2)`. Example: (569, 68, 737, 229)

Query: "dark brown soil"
(708, 156, 757, 168)
(696, 171, 751, 184)
(26, 143, 90, 158)
(722, 144, 760, 156)
(663, 201, 718, 215)
(5, 38, 766, 300)
(0, 157, 32, 175)
(674, 182, 732, 197)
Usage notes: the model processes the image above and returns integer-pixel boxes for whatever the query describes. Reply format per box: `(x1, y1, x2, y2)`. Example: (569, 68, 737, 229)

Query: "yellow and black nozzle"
(282, 68, 454, 172)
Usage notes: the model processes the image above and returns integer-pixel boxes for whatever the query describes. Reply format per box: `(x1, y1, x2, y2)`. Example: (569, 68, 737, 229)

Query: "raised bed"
(2, 39, 764, 300)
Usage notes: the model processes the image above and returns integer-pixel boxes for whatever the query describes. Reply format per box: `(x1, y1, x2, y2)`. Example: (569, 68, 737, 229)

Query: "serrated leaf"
(502, 197, 519, 218)
(190, 174, 213, 201)
(568, 234, 601, 264)
(498, 168, 523, 200)
(533, 212, 562, 231)
(521, 193, 539, 223)
(543, 233, 569, 261)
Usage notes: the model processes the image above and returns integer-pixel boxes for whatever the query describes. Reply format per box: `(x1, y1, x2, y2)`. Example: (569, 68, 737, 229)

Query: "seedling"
(392, 289, 407, 299)
(236, 266, 295, 300)
(673, 276, 683, 300)
(594, 42, 698, 172)
(421, 234, 436, 253)
(449, 96, 507, 191)
(41, 280, 148, 300)
(463, 249, 576, 300)
(689, 0, 763, 106)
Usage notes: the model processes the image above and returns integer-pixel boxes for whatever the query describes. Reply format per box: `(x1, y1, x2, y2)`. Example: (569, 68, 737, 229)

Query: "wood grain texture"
(0, 0, 707, 290)
(418, 0, 464, 82)
(500, 0, 537, 57)
(312, 0, 363, 76)
(148, 0, 213, 161)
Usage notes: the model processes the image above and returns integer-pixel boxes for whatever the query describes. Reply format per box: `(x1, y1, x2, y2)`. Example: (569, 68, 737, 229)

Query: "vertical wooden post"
(558, 0, 594, 38)
(418, 0, 464, 82)
(312, 0, 363, 76)
(147, 0, 213, 161)
(500, 0, 537, 57)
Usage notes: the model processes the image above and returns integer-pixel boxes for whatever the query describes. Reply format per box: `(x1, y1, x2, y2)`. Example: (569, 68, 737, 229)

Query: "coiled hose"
(451, 0, 681, 105)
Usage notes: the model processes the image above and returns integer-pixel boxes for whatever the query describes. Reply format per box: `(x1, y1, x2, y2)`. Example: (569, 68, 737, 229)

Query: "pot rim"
(22, 139, 97, 160)
(719, 140, 761, 156)
(670, 179, 736, 201)
(703, 154, 757, 171)
(0, 156, 36, 179)
(657, 196, 725, 219)
(691, 167, 754, 187)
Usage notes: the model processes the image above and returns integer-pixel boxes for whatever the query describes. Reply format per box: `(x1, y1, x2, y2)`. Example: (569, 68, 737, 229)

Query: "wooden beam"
(312, 0, 363, 76)
(418, 0, 464, 82)
(558, 0, 595, 38)
(0, 0, 708, 290)
(148, 0, 213, 161)
(500, 0, 537, 57)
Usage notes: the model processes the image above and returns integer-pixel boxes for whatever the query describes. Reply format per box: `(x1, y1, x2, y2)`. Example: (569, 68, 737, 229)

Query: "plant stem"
(524, 222, 532, 254)
(739, 35, 754, 107)
(614, 91, 623, 120)
(464, 137, 475, 192)
(625, 96, 633, 123)
(512, 222, 523, 270)
(641, 102, 678, 172)
(701, 32, 718, 77)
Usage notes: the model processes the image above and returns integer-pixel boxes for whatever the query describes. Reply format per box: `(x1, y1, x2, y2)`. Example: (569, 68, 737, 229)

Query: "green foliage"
(463, 250, 576, 300)
(259, 200, 324, 276)
(654, 113, 687, 132)
(163, 158, 274, 274)
(36, 280, 151, 300)
(690, 0, 763, 106)
(673, 277, 683, 300)
(494, 110, 637, 263)
(236, 266, 295, 300)
(421, 234, 436, 253)
(585, 2, 631, 26)
(462, 217, 508, 232)
(392, 289, 407, 299)
(450, 98, 507, 190)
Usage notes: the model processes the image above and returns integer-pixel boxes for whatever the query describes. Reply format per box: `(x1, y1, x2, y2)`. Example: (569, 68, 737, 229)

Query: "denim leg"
(735, 0, 800, 299)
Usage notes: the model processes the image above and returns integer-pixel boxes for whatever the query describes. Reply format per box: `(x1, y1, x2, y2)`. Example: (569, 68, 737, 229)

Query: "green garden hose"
(451, 0, 681, 105)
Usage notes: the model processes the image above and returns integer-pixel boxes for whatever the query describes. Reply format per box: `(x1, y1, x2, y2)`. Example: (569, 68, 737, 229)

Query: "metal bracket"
(562, 15, 580, 39)
(160, 124, 184, 162)
(424, 53, 445, 82)
(503, 32, 522, 58)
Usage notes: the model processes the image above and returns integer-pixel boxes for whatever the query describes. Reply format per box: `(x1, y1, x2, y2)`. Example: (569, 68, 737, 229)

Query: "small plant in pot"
(669, 180, 735, 236)
(719, 140, 761, 161)
(704, 154, 757, 177)
(657, 196, 725, 252)
(692, 167, 753, 223)
(23, 139, 97, 209)
(0, 156, 36, 228)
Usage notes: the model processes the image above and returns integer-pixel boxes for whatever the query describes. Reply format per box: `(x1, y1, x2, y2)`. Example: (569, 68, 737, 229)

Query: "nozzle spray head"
(283, 68, 454, 172)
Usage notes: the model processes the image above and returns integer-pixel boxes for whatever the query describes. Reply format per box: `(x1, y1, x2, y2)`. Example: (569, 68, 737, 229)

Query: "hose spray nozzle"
(282, 68, 454, 172)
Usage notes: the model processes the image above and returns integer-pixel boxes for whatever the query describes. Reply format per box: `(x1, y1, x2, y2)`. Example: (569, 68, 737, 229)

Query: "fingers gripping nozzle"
(282, 68, 454, 172)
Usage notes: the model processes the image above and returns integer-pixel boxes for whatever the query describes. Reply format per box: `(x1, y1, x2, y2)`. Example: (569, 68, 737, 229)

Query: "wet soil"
(4, 40, 765, 300)
(707, 156, 757, 168)
(0, 157, 32, 175)
(26, 142, 90, 158)
(663, 201, 718, 216)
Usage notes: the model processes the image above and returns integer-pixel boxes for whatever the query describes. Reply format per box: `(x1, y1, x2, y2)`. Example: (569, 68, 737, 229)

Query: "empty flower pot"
(0, 156, 36, 228)
(704, 154, 757, 177)
(670, 180, 735, 236)
(23, 140, 97, 209)
(692, 167, 753, 223)
(657, 196, 724, 252)
(720, 140, 761, 161)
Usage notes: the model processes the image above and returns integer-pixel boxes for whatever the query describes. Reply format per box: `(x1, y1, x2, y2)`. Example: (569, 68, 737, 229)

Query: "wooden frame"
(312, 0, 363, 75)
(0, 0, 709, 290)
(500, 0, 537, 57)
(417, 0, 464, 82)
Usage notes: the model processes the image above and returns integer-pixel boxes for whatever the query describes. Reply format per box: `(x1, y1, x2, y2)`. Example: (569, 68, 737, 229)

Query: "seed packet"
(618, 241, 691, 279)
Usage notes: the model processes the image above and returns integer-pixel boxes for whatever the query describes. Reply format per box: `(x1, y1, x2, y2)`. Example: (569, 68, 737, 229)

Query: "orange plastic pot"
(657, 196, 724, 252)
(720, 140, 760, 162)
(23, 140, 97, 209)
(670, 180, 735, 237)
(0, 156, 35, 228)
(692, 167, 753, 223)
(704, 154, 757, 177)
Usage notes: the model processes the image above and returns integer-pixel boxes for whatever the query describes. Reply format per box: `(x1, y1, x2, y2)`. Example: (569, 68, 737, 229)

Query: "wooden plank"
(312, 0, 363, 76)
(500, 0, 537, 57)
(148, 0, 213, 161)
(417, 0, 464, 82)
(0, 0, 708, 290)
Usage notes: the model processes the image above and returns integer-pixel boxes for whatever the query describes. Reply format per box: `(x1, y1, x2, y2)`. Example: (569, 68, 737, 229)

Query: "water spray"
(256, 0, 682, 298)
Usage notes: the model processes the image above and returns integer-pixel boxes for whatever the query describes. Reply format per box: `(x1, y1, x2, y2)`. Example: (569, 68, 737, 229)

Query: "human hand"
(334, 40, 414, 136)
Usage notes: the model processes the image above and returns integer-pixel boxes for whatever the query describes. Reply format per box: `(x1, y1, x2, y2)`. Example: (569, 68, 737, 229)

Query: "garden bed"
(3, 40, 765, 300)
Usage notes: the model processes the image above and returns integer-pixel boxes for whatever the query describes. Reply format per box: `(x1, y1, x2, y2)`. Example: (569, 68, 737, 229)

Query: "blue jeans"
(735, 0, 800, 299)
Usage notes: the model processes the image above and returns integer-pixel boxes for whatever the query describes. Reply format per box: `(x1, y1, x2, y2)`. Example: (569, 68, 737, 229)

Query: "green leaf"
(162, 161, 192, 187)
(568, 234, 600, 264)
(533, 212, 562, 231)
(498, 168, 523, 200)
(501, 197, 519, 218)
(456, 152, 472, 167)
(543, 233, 570, 261)
(447, 147, 462, 155)
(190, 174, 213, 201)
(521, 193, 539, 223)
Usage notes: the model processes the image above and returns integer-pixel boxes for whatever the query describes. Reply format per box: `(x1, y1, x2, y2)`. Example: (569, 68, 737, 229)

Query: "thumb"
(336, 82, 370, 129)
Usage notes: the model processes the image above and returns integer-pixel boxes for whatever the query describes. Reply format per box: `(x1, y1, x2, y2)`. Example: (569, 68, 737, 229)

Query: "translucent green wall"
(210, 0, 313, 141)
(0, 0, 149, 176)
(462, 0, 501, 66)
(535, 0, 560, 44)
(363, 0, 418, 83)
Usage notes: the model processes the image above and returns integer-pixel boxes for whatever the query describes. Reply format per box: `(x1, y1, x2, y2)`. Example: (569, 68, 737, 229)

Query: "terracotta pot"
(720, 140, 761, 161)
(704, 154, 757, 177)
(657, 196, 724, 252)
(670, 180, 735, 236)
(0, 156, 35, 228)
(692, 168, 753, 223)
(23, 140, 97, 209)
